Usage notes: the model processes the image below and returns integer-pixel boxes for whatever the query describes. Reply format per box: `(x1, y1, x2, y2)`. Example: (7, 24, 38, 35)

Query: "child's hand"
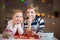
(28, 18, 33, 25)
(31, 31, 38, 36)
(26, 18, 33, 34)
(26, 27, 31, 33)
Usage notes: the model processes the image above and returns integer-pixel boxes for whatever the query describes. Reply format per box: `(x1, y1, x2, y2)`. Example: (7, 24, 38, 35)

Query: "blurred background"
(0, 0, 60, 40)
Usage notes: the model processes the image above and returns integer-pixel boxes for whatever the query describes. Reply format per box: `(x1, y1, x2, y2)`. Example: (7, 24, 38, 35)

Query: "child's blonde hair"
(27, 4, 38, 13)
(11, 9, 23, 17)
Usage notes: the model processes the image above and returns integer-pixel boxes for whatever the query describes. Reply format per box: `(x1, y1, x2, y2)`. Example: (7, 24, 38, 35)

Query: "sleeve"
(17, 24, 24, 35)
(38, 18, 45, 32)
(5, 20, 17, 35)
(3, 20, 14, 36)
(6, 20, 13, 30)
(24, 20, 28, 28)
(24, 20, 28, 33)
(12, 25, 18, 35)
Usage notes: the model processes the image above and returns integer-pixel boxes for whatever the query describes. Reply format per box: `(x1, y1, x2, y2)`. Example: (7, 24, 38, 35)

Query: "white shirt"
(6, 20, 24, 35)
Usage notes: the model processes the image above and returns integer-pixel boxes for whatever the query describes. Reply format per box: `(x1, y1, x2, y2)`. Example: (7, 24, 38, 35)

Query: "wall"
(0, 0, 60, 40)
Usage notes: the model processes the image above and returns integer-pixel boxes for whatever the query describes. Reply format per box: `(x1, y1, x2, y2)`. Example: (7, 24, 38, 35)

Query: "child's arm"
(26, 18, 32, 33)
(17, 24, 24, 35)
(2, 20, 13, 38)
(38, 18, 45, 32)
(2, 20, 18, 37)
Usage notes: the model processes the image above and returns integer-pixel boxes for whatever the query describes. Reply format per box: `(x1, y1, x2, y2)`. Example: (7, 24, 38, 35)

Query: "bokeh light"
(41, 13, 45, 17)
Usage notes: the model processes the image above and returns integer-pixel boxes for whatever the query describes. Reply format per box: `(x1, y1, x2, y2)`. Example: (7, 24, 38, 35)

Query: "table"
(0, 33, 58, 40)
(0, 37, 58, 40)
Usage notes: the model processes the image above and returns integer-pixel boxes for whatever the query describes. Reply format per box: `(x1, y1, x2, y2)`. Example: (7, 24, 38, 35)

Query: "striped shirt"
(24, 16, 45, 33)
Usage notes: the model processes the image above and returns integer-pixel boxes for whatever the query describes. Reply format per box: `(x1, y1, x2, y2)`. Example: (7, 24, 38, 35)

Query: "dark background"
(0, 0, 60, 40)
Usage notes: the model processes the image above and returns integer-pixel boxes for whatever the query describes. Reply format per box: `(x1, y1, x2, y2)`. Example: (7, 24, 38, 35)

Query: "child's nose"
(29, 13, 32, 16)
(17, 18, 21, 20)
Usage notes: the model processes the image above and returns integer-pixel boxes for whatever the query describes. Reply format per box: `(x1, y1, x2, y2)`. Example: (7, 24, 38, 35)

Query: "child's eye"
(16, 16, 19, 17)
(31, 12, 33, 14)
(20, 16, 22, 18)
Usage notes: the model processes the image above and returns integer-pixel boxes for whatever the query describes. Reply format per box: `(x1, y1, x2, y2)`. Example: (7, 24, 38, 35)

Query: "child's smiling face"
(27, 8, 37, 19)
(12, 12, 23, 24)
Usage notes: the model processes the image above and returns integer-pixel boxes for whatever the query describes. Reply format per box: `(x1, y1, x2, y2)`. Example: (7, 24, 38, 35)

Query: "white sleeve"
(6, 20, 13, 30)
(6, 20, 18, 35)
(12, 25, 18, 34)
(17, 24, 24, 35)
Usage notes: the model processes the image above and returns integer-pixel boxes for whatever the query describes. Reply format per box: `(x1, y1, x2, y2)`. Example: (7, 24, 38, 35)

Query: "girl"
(3, 9, 24, 38)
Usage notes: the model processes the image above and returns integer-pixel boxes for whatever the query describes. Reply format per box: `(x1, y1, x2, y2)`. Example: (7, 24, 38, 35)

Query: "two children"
(3, 5, 45, 38)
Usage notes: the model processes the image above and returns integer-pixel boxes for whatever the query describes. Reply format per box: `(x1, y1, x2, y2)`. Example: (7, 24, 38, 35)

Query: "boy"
(24, 5, 45, 35)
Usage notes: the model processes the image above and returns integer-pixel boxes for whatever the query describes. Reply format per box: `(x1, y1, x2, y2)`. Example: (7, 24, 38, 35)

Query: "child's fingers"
(28, 19, 32, 24)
